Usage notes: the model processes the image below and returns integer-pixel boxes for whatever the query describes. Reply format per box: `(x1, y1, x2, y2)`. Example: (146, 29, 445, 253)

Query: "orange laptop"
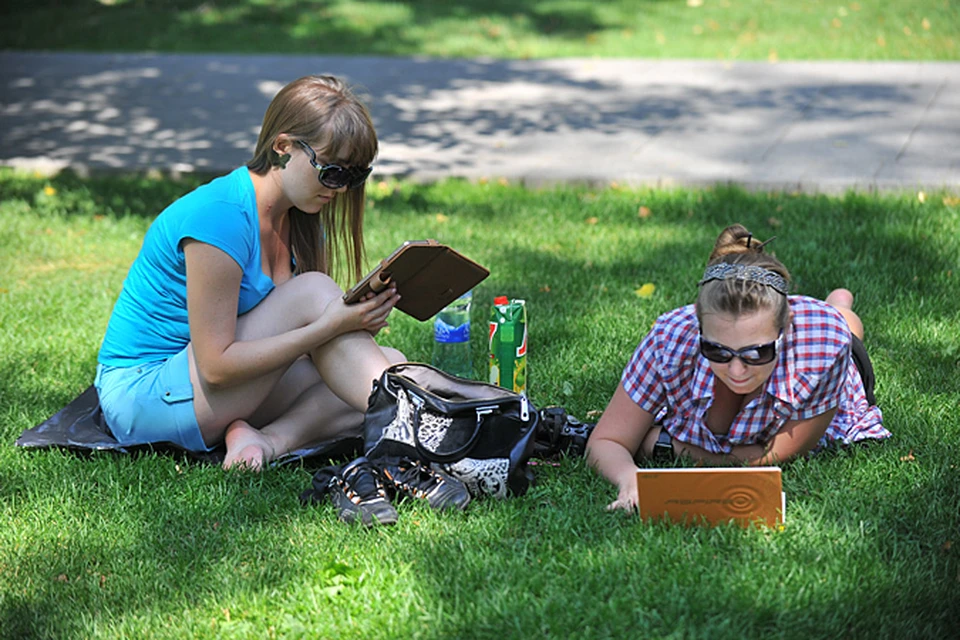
(636, 467, 785, 528)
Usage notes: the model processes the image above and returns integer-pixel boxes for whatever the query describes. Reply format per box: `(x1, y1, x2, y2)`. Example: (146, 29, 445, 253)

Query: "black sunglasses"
(699, 331, 782, 366)
(296, 140, 372, 190)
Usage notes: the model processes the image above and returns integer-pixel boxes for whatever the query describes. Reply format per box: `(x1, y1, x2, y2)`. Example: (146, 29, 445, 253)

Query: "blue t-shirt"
(99, 167, 275, 367)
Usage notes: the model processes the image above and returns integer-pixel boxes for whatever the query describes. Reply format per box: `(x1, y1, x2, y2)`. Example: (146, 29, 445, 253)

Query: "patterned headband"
(698, 262, 789, 295)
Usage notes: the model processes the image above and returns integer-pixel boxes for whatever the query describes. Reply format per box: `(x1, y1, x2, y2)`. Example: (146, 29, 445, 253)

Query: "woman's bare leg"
(191, 271, 394, 431)
(182, 272, 404, 468)
(222, 347, 405, 469)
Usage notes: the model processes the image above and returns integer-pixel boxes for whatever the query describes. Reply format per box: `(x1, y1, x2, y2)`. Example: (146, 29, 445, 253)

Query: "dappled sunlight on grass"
(1, 173, 958, 637)
(2, 1, 957, 60)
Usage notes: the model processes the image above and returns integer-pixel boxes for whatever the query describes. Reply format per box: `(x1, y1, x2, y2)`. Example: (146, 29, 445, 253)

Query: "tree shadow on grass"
(2, 185, 959, 635)
(0, 1, 671, 54)
(0, 449, 316, 639)
(395, 451, 960, 638)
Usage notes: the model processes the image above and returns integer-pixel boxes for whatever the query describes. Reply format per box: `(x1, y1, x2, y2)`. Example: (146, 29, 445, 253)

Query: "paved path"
(1, 52, 957, 192)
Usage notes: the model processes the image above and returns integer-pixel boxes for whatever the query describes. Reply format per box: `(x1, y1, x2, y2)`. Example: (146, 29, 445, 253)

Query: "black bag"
(362, 363, 539, 498)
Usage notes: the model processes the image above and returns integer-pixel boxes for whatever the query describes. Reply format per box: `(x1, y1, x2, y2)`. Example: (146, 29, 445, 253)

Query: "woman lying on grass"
(95, 75, 404, 470)
(586, 224, 890, 511)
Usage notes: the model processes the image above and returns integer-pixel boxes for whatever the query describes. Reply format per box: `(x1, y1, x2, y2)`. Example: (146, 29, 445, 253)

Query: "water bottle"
(432, 290, 473, 378)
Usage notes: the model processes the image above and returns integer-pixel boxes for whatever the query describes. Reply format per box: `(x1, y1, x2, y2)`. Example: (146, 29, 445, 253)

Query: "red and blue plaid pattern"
(621, 296, 889, 454)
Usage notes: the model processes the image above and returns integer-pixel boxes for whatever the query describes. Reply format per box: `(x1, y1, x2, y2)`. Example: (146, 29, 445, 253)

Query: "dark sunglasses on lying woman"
(699, 331, 783, 366)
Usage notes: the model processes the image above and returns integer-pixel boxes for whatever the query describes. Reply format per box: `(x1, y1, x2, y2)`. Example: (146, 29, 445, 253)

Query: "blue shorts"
(95, 348, 213, 452)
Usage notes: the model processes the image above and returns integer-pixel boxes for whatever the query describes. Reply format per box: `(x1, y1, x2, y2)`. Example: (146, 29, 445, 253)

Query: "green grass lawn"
(1, 169, 959, 638)
(1, 0, 957, 61)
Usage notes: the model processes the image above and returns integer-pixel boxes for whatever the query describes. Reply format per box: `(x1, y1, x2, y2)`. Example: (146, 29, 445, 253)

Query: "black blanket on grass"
(15, 385, 362, 467)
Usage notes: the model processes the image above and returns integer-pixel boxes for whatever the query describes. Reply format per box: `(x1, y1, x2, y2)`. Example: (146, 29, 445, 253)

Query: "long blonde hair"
(247, 75, 377, 284)
(695, 224, 792, 330)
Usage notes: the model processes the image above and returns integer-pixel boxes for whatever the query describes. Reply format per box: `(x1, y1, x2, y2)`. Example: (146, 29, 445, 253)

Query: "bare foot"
(222, 420, 275, 471)
(825, 288, 855, 310)
(825, 288, 864, 340)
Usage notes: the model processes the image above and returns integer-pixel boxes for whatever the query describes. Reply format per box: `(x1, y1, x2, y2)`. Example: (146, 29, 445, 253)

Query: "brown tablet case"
(343, 240, 490, 321)
(636, 467, 785, 528)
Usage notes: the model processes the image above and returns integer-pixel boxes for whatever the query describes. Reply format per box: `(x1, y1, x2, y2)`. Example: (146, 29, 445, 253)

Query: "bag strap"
(410, 395, 531, 463)
(407, 392, 487, 463)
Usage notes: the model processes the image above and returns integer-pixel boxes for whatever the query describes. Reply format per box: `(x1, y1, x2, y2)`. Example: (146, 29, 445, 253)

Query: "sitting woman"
(586, 224, 890, 511)
(95, 75, 404, 470)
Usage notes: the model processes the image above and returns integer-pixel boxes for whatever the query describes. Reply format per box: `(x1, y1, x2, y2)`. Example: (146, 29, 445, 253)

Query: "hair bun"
(710, 223, 774, 260)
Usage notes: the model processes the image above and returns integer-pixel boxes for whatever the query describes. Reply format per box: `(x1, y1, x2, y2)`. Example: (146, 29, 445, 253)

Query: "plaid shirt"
(621, 296, 889, 454)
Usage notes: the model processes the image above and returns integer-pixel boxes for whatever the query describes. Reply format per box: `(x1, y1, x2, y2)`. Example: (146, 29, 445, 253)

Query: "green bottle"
(488, 296, 527, 394)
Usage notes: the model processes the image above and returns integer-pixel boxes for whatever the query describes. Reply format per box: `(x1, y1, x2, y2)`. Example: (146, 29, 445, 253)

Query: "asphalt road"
(2, 52, 957, 192)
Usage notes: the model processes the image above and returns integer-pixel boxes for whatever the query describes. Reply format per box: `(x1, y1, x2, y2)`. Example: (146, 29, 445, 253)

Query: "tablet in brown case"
(636, 467, 785, 528)
(342, 240, 490, 321)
